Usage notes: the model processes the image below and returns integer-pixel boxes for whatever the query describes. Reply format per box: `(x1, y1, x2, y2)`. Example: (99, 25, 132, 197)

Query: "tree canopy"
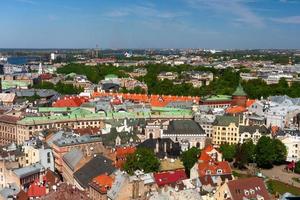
(255, 136, 276, 169)
(272, 139, 288, 165)
(180, 147, 201, 177)
(32, 81, 83, 95)
(123, 148, 160, 175)
(219, 143, 237, 162)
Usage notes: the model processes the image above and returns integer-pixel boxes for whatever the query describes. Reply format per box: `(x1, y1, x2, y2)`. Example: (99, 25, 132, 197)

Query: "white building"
(277, 130, 300, 162)
(22, 139, 55, 171)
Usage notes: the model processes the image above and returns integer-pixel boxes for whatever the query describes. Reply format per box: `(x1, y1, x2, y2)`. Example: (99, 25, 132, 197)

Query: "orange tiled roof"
(199, 145, 216, 162)
(198, 145, 232, 176)
(92, 174, 114, 194)
(92, 92, 200, 107)
(226, 106, 247, 114)
(271, 126, 279, 136)
(52, 96, 88, 107)
(246, 99, 256, 107)
(116, 146, 136, 158)
(198, 161, 232, 177)
(115, 146, 136, 168)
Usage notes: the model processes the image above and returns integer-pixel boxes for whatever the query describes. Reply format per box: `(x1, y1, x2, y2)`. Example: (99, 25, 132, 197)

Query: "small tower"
(232, 83, 247, 107)
(38, 63, 43, 75)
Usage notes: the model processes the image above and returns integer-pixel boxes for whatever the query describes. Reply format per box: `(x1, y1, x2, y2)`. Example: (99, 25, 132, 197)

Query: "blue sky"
(0, 0, 300, 49)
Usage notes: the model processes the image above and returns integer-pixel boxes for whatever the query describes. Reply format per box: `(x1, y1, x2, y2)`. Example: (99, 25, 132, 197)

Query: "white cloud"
(271, 16, 300, 24)
(185, 0, 264, 27)
(104, 4, 187, 20)
(16, 0, 36, 5)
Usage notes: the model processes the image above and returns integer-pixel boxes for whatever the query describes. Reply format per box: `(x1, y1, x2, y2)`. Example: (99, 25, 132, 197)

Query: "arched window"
(149, 133, 153, 139)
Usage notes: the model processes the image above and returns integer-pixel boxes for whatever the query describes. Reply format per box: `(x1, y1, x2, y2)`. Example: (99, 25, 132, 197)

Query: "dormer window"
(206, 170, 211, 175)
(244, 190, 249, 196)
(217, 169, 222, 174)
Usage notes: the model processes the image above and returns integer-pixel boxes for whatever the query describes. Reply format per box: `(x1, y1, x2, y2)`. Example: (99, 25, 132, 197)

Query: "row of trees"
(220, 136, 287, 169)
(57, 63, 131, 83)
(243, 78, 300, 99)
(56, 63, 300, 98)
(32, 81, 84, 95)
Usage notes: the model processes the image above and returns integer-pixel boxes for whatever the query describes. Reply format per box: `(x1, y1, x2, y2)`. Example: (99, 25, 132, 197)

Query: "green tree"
(243, 139, 256, 163)
(123, 148, 160, 175)
(180, 147, 201, 177)
(295, 161, 300, 174)
(272, 139, 287, 165)
(255, 136, 275, 169)
(234, 139, 256, 169)
(219, 144, 237, 162)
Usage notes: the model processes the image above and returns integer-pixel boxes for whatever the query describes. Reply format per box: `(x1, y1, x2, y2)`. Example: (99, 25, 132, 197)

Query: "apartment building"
(212, 116, 241, 145)
(0, 115, 19, 145)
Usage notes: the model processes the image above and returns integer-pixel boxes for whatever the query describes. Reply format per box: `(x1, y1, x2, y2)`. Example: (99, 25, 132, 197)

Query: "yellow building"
(212, 116, 241, 145)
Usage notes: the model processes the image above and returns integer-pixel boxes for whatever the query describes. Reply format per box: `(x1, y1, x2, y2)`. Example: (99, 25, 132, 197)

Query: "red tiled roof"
(227, 177, 270, 200)
(226, 106, 247, 114)
(116, 146, 136, 158)
(154, 170, 187, 187)
(92, 92, 200, 107)
(198, 161, 232, 177)
(246, 99, 256, 107)
(0, 115, 20, 124)
(52, 96, 88, 107)
(91, 174, 114, 194)
(115, 146, 136, 168)
(27, 180, 47, 197)
(199, 145, 217, 162)
(43, 170, 59, 187)
(17, 190, 28, 200)
(199, 175, 215, 186)
(198, 145, 232, 177)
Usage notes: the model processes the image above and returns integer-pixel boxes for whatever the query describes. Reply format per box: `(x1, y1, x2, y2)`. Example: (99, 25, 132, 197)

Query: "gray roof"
(13, 163, 43, 178)
(239, 125, 269, 135)
(74, 155, 116, 189)
(277, 129, 300, 137)
(0, 183, 20, 200)
(107, 170, 128, 200)
(213, 115, 239, 126)
(166, 101, 193, 109)
(101, 130, 140, 147)
(163, 120, 206, 135)
(270, 95, 300, 106)
(62, 148, 84, 171)
(14, 89, 58, 98)
(52, 133, 102, 147)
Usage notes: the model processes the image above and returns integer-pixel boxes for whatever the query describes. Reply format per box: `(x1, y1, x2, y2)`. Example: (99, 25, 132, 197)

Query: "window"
(206, 170, 211, 175)
(217, 169, 222, 174)
(47, 152, 51, 163)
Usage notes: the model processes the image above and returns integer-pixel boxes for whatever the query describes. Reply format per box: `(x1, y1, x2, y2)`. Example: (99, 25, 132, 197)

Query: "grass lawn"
(267, 179, 300, 196)
(232, 170, 252, 178)
(292, 177, 300, 183)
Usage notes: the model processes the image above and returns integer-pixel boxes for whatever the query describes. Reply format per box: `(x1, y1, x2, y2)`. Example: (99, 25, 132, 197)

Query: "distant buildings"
(157, 72, 178, 81)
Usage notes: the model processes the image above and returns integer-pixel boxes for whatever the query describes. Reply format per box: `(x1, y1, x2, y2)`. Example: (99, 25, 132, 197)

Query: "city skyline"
(0, 0, 300, 49)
